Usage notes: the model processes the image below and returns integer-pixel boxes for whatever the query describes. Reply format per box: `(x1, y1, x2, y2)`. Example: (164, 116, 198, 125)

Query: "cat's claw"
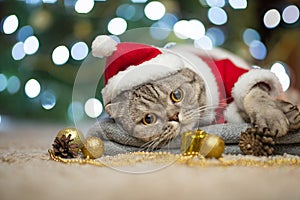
(276, 100, 300, 132)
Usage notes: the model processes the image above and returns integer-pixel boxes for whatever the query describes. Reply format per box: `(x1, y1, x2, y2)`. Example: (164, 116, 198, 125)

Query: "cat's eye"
(170, 89, 183, 103)
(142, 113, 156, 125)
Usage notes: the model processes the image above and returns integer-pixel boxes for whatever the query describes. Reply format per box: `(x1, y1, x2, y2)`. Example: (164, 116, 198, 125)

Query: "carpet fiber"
(1, 121, 300, 200)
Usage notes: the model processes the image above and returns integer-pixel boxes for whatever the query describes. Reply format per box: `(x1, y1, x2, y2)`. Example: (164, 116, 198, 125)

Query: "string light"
(7, 76, 20, 94)
(282, 5, 299, 24)
(173, 19, 205, 40)
(228, 0, 247, 9)
(2, 14, 19, 34)
(208, 7, 227, 25)
(71, 42, 89, 61)
(243, 28, 260, 46)
(271, 62, 290, 92)
(17, 25, 34, 42)
(41, 90, 56, 110)
(194, 36, 213, 50)
(52, 45, 70, 65)
(68, 101, 84, 122)
(249, 40, 267, 60)
(84, 98, 103, 118)
(263, 9, 281, 29)
(75, 0, 94, 14)
(12, 42, 26, 61)
(206, 27, 225, 46)
(107, 17, 127, 35)
(144, 1, 166, 21)
(25, 79, 41, 98)
(0, 74, 8, 92)
(23, 35, 39, 55)
(206, 0, 225, 8)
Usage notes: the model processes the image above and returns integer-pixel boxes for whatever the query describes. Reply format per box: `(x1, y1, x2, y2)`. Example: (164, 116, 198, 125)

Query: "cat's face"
(105, 68, 208, 149)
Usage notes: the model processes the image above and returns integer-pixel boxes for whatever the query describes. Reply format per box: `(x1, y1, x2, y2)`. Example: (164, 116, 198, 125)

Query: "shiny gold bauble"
(200, 134, 225, 158)
(56, 128, 84, 149)
(181, 129, 225, 158)
(81, 137, 104, 159)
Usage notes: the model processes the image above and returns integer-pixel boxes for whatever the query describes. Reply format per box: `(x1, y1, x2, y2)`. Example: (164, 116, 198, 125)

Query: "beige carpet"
(1, 121, 300, 200)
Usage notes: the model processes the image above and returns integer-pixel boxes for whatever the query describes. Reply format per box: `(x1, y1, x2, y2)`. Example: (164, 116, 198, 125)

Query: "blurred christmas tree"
(0, 0, 299, 123)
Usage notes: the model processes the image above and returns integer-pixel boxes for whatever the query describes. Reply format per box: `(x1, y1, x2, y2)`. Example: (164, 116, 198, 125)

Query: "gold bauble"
(56, 128, 84, 149)
(81, 137, 104, 159)
(200, 134, 225, 158)
(181, 129, 225, 158)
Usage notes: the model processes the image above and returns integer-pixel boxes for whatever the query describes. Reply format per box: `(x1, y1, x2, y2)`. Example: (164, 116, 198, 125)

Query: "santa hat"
(91, 35, 215, 106)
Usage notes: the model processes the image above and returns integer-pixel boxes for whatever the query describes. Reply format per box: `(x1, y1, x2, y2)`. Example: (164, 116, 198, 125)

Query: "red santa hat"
(91, 35, 218, 107)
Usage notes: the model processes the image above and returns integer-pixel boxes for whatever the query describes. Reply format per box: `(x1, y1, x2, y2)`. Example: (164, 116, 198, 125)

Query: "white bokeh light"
(23, 35, 39, 55)
(208, 7, 227, 25)
(52, 45, 70, 65)
(173, 19, 205, 40)
(188, 19, 206, 40)
(71, 42, 89, 60)
(271, 62, 290, 92)
(12, 42, 26, 60)
(282, 5, 299, 24)
(68, 101, 84, 122)
(194, 36, 213, 50)
(75, 0, 94, 14)
(41, 90, 56, 110)
(229, 0, 247, 9)
(249, 40, 267, 60)
(25, 79, 41, 98)
(107, 17, 127, 35)
(84, 98, 103, 118)
(243, 28, 261, 46)
(263, 9, 281, 29)
(144, 1, 166, 20)
(2, 15, 19, 34)
(207, 0, 225, 7)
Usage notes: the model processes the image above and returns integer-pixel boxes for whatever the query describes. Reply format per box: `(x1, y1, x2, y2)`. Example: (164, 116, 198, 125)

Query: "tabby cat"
(105, 68, 300, 150)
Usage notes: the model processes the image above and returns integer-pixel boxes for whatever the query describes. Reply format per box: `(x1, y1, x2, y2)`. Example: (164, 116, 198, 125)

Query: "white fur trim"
(224, 102, 245, 123)
(232, 69, 282, 110)
(101, 53, 185, 105)
(92, 35, 118, 58)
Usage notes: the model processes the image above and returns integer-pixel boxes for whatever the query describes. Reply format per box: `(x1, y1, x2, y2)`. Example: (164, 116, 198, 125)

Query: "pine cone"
(239, 125, 275, 156)
(52, 134, 79, 158)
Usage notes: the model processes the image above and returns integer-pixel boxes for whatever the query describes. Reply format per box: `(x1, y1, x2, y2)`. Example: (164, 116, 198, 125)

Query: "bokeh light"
(242, 28, 261, 46)
(107, 17, 127, 35)
(2, 14, 19, 34)
(52, 45, 70, 65)
(249, 40, 267, 60)
(207, 0, 225, 8)
(228, 0, 247, 9)
(150, 23, 171, 40)
(68, 101, 84, 122)
(144, 1, 166, 20)
(194, 36, 213, 50)
(84, 98, 103, 118)
(75, 0, 94, 14)
(206, 27, 225, 46)
(23, 35, 39, 55)
(0, 74, 8, 92)
(131, 0, 147, 3)
(25, 79, 41, 98)
(282, 5, 299, 24)
(41, 90, 56, 110)
(7, 76, 20, 94)
(263, 9, 281, 29)
(116, 4, 136, 20)
(12, 42, 26, 60)
(43, 0, 57, 3)
(208, 7, 227, 25)
(17, 25, 34, 42)
(173, 19, 205, 40)
(270, 62, 290, 91)
(71, 42, 89, 61)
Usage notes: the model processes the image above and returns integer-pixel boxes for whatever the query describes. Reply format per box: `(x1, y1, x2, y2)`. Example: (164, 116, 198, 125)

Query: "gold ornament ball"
(82, 137, 104, 159)
(200, 134, 225, 158)
(56, 128, 84, 149)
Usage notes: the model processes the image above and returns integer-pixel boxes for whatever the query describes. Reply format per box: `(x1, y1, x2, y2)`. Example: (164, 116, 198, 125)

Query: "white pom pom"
(91, 35, 118, 58)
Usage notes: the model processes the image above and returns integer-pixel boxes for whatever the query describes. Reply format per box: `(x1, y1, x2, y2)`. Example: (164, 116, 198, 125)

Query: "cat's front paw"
(243, 88, 289, 137)
(276, 100, 300, 131)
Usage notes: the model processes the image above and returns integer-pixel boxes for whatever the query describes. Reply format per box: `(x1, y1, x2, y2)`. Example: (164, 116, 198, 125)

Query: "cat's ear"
(105, 102, 120, 119)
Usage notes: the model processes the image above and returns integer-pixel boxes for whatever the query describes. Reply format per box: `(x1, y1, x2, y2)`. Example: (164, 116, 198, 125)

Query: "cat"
(90, 36, 300, 150)
(104, 67, 300, 150)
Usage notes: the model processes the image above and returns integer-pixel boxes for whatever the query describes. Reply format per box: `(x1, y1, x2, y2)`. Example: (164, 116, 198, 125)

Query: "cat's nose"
(169, 112, 179, 122)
